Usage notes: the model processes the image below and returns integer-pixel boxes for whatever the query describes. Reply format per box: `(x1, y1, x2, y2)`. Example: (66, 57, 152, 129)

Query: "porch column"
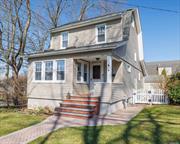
(107, 56, 112, 83)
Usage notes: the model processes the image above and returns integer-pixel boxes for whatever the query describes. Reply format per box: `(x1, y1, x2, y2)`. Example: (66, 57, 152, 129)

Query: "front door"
(91, 61, 103, 82)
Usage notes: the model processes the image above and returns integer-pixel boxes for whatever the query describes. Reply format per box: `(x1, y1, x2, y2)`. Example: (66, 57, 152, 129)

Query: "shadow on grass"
(107, 108, 163, 144)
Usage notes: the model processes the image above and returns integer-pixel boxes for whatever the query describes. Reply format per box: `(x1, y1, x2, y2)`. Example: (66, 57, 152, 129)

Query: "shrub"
(167, 72, 180, 104)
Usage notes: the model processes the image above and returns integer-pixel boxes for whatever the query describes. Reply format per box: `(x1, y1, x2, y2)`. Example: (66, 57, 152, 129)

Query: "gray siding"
(50, 19, 123, 49)
(27, 58, 74, 101)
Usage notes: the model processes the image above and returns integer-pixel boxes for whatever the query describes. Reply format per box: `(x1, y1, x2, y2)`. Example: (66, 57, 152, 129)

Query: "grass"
(30, 105, 180, 144)
(0, 108, 47, 136)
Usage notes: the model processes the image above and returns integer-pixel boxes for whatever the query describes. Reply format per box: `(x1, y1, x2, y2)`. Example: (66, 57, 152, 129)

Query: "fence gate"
(133, 89, 168, 104)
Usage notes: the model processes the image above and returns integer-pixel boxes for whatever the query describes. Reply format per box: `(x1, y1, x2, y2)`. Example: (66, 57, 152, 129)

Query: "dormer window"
(96, 24, 106, 43)
(61, 32, 68, 49)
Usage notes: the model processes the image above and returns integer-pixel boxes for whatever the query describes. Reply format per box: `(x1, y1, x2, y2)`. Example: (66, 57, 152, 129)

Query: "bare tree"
(78, 0, 94, 21)
(45, 0, 67, 28)
(0, 0, 31, 105)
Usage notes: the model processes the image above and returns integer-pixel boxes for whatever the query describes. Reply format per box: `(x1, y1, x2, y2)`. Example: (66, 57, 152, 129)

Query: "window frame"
(61, 31, 68, 49)
(56, 60, 65, 81)
(34, 62, 42, 81)
(76, 60, 89, 83)
(33, 59, 66, 83)
(45, 61, 53, 81)
(96, 24, 106, 44)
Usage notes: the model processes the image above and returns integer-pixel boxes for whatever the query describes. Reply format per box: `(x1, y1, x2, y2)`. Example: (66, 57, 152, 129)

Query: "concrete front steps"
(54, 95, 100, 119)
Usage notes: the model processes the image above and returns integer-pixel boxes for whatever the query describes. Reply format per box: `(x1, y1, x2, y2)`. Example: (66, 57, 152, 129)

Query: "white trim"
(90, 60, 104, 82)
(32, 59, 66, 83)
(96, 24, 107, 44)
(61, 31, 69, 49)
(107, 56, 112, 83)
(76, 60, 89, 84)
(134, 52, 137, 61)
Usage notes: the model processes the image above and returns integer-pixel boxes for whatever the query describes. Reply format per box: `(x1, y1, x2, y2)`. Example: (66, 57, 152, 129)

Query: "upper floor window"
(45, 61, 53, 80)
(61, 32, 68, 49)
(57, 60, 65, 80)
(96, 24, 106, 43)
(35, 62, 42, 80)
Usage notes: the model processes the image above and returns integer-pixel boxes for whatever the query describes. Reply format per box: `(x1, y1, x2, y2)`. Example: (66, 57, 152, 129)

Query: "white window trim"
(134, 52, 137, 61)
(96, 24, 106, 44)
(34, 61, 42, 82)
(61, 31, 69, 49)
(76, 60, 89, 84)
(138, 72, 141, 81)
(33, 59, 66, 83)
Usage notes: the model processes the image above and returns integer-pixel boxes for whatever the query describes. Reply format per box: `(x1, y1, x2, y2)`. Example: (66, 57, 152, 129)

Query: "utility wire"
(105, 0, 180, 14)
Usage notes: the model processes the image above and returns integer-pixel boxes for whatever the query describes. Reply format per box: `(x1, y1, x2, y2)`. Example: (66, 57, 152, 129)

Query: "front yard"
(30, 105, 180, 144)
(0, 108, 47, 136)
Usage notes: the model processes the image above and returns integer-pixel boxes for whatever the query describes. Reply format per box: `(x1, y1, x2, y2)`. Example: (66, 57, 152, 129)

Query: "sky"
(32, 0, 180, 62)
(127, 0, 180, 62)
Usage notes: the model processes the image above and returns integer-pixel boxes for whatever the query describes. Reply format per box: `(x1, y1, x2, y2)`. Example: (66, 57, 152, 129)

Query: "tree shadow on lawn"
(107, 108, 164, 144)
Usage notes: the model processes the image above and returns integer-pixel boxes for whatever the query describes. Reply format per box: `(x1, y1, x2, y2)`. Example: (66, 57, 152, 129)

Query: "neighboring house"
(27, 8, 146, 116)
(144, 60, 180, 89)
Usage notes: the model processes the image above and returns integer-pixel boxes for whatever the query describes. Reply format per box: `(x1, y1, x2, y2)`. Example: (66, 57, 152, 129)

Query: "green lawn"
(30, 105, 180, 144)
(0, 108, 47, 136)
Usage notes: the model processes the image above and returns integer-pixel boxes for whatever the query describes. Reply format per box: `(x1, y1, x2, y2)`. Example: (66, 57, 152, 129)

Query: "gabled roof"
(50, 9, 135, 33)
(145, 60, 180, 75)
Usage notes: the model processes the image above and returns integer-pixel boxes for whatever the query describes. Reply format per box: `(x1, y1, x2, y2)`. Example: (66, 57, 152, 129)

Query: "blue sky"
(127, 0, 180, 62)
(31, 0, 180, 62)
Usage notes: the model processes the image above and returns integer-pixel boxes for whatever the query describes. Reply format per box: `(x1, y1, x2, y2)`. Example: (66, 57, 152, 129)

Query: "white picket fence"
(133, 89, 169, 104)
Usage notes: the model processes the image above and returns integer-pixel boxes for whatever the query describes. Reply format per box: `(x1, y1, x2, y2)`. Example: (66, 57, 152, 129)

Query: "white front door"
(90, 61, 104, 82)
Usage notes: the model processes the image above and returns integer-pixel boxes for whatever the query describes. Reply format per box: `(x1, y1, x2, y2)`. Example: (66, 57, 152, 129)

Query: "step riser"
(61, 104, 95, 109)
(56, 109, 95, 115)
(69, 97, 99, 101)
(54, 113, 93, 119)
(63, 100, 98, 105)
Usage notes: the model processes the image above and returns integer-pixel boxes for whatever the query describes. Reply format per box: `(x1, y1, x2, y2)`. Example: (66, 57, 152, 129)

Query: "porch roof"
(28, 41, 127, 59)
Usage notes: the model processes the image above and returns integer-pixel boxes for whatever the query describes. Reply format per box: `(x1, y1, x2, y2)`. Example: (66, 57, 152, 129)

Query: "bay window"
(34, 59, 66, 82)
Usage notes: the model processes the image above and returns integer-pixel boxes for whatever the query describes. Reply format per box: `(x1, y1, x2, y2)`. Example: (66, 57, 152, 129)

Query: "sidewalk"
(0, 104, 145, 144)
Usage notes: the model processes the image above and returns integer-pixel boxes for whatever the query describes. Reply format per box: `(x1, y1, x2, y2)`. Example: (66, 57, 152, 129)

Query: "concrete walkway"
(0, 104, 145, 144)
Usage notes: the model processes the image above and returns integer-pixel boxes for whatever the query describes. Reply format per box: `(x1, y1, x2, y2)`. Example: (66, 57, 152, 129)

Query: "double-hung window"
(77, 62, 81, 81)
(97, 24, 106, 43)
(45, 61, 53, 80)
(57, 60, 65, 81)
(77, 62, 88, 83)
(35, 62, 42, 80)
(61, 32, 68, 49)
(83, 64, 88, 82)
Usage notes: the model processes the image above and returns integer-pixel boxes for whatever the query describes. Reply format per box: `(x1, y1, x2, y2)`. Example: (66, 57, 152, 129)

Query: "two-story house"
(27, 8, 146, 118)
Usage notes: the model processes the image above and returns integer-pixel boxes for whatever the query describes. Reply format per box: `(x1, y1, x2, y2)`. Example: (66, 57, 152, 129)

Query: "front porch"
(73, 55, 123, 97)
